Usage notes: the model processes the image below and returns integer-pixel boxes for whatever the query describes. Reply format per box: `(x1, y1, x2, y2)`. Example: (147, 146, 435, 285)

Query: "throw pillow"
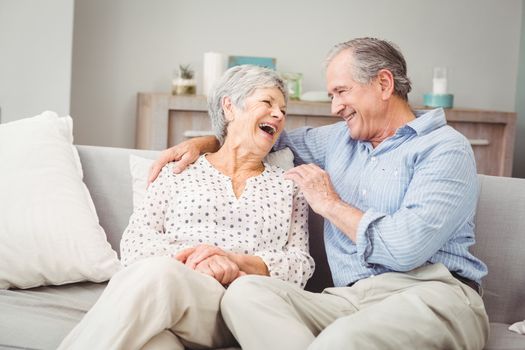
(509, 320, 525, 335)
(264, 147, 294, 171)
(0, 111, 122, 289)
(129, 147, 295, 210)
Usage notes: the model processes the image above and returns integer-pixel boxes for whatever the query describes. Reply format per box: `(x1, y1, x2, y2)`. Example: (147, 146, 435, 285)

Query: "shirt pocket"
(363, 165, 412, 213)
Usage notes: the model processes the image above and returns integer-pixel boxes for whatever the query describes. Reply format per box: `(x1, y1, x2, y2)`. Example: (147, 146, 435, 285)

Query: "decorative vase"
(172, 64, 196, 95)
(172, 78, 196, 95)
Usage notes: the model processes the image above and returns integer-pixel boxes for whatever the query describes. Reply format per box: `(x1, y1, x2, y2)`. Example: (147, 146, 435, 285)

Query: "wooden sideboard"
(136, 93, 516, 176)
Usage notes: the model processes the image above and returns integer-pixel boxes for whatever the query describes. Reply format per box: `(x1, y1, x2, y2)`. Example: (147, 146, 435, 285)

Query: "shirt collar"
(400, 108, 447, 136)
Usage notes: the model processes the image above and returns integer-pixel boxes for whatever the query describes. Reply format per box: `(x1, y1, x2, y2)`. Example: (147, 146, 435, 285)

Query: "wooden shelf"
(136, 93, 516, 176)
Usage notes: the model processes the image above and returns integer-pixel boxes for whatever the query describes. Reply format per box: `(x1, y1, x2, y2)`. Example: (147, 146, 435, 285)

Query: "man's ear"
(222, 96, 235, 122)
(377, 69, 395, 100)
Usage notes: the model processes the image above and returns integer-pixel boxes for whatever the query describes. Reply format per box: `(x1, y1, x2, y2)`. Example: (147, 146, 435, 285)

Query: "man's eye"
(262, 100, 271, 106)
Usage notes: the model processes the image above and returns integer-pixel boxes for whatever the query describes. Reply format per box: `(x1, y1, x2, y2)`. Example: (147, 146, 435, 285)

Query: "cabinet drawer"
(448, 121, 506, 176)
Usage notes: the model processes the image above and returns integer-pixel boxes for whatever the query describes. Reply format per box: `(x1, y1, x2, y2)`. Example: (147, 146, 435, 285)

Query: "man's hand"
(147, 136, 219, 185)
(284, 163, 341, 216)
(285, 163, 364, 241)
(147, 141, 200, 185)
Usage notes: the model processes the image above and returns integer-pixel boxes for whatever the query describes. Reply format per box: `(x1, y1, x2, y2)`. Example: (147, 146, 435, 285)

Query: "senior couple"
(60, 37, 489, 350)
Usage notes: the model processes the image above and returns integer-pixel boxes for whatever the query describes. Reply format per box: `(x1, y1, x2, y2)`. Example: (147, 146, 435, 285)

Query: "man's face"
(326, 50, 387, 142)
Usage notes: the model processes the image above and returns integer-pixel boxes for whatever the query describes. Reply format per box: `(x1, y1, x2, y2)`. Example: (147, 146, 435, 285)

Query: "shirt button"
(362, 189, 367, 196)
(371, 156, 377, 163)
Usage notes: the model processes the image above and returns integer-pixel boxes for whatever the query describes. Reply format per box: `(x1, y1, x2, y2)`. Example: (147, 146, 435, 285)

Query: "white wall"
(0, 0, 74, 123)
(70, 0, 521, 154)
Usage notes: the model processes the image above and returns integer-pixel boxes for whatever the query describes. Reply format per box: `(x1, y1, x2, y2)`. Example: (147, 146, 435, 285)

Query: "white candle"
(203, 52, 227, 96)
(433, 78, 448, 94)
(432, 67, 448, 95)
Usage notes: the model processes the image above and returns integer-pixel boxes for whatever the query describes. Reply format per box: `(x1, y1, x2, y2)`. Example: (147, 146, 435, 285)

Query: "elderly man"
(149, 37, 489, 349)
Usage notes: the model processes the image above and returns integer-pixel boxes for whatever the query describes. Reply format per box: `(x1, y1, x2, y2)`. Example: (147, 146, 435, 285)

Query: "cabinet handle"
(468, 139, 490, 146)
(183, 130, 215, 138)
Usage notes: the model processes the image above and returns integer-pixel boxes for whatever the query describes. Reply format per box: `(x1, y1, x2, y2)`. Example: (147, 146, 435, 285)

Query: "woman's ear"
(377, 69, 394, 100)
(222, 96, 235, 122)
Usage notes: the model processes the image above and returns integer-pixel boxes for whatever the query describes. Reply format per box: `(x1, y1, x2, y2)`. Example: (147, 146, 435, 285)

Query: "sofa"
(1, 144, 524, 350)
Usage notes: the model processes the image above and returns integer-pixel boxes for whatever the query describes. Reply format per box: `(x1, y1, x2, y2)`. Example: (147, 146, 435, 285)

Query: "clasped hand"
(174, 244, 245, 285)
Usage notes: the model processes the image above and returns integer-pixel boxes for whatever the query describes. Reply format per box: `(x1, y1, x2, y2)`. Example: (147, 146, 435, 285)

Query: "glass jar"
(281, 72, 303, 100)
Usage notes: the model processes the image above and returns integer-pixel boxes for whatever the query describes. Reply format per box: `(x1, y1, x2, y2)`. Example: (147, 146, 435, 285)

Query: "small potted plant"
(172, 64, 196, 95)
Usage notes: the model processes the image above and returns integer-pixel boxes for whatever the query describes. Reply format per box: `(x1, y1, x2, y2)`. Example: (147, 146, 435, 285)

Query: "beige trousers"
(58, 256, 236, 350)
(221, 263, 489, 350)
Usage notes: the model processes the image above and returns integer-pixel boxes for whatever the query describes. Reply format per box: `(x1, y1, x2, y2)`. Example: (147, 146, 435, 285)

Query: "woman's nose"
(272, 107, 285, 120)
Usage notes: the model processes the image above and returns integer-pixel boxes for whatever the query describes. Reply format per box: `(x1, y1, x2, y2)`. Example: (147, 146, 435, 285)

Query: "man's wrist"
(196, 136, 220, 154)
(318, 196, 344, 218)
(321, 198, 363, 241)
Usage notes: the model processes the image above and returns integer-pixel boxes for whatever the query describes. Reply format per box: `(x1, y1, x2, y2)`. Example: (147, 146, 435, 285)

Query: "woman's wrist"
(228, 252, 269, 276)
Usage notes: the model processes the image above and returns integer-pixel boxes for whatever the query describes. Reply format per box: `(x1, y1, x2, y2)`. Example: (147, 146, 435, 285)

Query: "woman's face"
(225, 87, 286, 155)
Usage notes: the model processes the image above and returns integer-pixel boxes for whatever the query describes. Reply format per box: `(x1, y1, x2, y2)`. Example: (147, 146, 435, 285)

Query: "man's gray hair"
(326, 37, 412, 101)
(208, 65, 288, 145)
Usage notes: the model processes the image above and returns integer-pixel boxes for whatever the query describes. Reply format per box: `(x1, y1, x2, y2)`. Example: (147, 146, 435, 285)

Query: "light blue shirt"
(275, 108, 488, 287)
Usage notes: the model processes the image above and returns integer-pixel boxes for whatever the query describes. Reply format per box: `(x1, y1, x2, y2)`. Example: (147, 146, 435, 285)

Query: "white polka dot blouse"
(121, 155, 315, 288)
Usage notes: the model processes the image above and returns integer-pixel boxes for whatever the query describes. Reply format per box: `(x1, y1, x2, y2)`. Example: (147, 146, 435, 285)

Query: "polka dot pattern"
(120, 155, 315, 288)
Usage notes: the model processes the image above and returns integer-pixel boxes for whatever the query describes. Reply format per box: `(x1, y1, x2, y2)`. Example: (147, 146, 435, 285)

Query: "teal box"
(228, 55, 276, 69)
(423, 93, 454, 108)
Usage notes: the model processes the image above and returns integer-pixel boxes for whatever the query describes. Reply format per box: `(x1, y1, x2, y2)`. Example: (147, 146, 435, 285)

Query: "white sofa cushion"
(0, 112, 121, 289)
(129, 154, 155, 211)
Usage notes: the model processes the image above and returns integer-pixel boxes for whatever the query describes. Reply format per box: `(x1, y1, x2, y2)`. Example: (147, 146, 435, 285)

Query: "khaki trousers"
(58, 256, 236, 350)
(221, 263, 489, 350)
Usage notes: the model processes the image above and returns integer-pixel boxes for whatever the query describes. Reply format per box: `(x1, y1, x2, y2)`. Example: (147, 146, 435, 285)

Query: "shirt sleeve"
(355, 138, 479, 271)
(254, 188, 315, 288)
(273, 123, 340, 168)
(120, 165, 173, 266)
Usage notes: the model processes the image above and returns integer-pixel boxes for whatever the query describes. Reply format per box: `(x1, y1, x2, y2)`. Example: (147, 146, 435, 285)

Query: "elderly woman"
(58, 65, 314, 350)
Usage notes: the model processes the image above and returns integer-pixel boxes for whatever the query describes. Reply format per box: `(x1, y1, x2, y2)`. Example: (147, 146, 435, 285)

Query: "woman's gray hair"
(326, 37, 412, 101)
(207, 65, 288, 145)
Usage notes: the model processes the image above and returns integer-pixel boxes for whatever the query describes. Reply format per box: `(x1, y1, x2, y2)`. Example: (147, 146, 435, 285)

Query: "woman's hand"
(147, 136, 220, 185)
(174, 244, 228, 269)
(175, 244, 269, 280)
(194, 255, 246, 285)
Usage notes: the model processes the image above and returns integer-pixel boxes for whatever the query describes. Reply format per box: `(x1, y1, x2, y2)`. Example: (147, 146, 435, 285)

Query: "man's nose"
(331, 96, 344, 116)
